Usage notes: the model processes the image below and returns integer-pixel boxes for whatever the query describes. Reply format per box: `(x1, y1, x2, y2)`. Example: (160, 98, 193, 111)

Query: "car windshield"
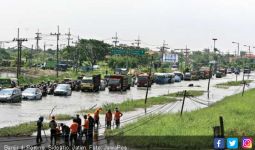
(23, 88, 36, 94)
(82, 79, 92, 83)
(0, 89, 13, 95)
(56, 85, 67, 90)
(108, 79, 120, 84)
(138, 76, 148, 81)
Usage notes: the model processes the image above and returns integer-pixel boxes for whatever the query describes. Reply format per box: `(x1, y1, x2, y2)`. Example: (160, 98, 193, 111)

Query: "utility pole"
(35, 29, 42, 51)
(13, 28, 27, 80)
(180, 90, 187, 117)
(65, 28, 72, 47)
(50, 26, 61, 78)
(29, 45, 33, 69)
(213, 38, 218, 74)
(158, 40, 169, 62)
(72, 36, 80, 73)
(112, 32, 119, 47)
(145, 55, 153, 105)
(184, 45, 190, 67)
(207, 64, 213, 99)
(174, 47, 190, 70)
(135, 35, 141, 48)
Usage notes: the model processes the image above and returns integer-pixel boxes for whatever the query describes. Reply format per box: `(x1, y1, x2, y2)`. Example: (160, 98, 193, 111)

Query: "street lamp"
(243, 45, 250, 57)
(212, 38, 218, 74)
(232, 42, 239, 57)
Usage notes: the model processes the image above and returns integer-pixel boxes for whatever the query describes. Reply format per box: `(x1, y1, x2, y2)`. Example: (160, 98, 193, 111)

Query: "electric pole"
(29, 45, 33, 69)
(65, 28, 72, 47)
(13, 28, 27, 80)
(158, 40, 169, 62)
(174, 47, 190, 70)
(50, 26, 61, 78)
(35, 29, 42, 51)
(112, 32, 119, 47)
(72, 36, 80, 73)
(135, 36, 141, 48)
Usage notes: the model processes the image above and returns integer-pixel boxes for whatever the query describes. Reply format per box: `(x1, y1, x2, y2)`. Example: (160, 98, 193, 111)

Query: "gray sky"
(1, 0, 255, 53)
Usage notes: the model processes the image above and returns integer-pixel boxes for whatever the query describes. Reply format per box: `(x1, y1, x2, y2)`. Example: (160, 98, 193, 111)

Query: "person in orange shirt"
(105, 109, 112, 129)
(94, 108, 102, 128)
(70, 118, 79, 146)
(114, 108, 123, 128)
(82, 114, 89, 140)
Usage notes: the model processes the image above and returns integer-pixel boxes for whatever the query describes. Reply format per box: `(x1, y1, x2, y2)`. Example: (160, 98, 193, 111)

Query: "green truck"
(0, 78, 15, 89)
(80, 74, 101, 92)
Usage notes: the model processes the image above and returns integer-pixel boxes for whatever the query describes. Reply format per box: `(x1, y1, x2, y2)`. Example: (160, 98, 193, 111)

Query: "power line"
(35, 29, 42, 51)
(158, 40, 169, 62)
(65, 28, 72, 47)
(50, 25, 61, 78)
(13, 28, 27, 80)
(112, 32, 119, 47)
(134, 35, 141, 48)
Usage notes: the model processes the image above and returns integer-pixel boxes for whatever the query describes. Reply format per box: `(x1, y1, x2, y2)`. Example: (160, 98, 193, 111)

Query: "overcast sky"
(0, 0, 255, 53)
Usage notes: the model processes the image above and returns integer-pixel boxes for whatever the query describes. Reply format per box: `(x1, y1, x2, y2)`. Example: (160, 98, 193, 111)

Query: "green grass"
(78, 95, 178, 114)
(167, 90, 204, 97)
(0, 122, 49, 136)
(54, 114, 73, 121)
(106, 88, 255, 148)
(215, 80, 253, 89)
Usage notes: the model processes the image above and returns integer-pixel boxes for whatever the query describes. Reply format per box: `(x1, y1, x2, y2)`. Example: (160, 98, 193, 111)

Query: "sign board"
(162, 53, 178, 63)
(111, 49, 145, 56)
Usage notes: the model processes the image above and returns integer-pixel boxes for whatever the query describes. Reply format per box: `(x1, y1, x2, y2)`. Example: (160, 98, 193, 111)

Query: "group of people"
(36, 107, 123, 146)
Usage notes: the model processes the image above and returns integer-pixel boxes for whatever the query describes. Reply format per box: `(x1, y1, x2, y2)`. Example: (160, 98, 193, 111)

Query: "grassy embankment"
(0, 122, 49, 137)
(106, 88, 255, 149)
(215, 80, 252, 89)
(78, 90, 204, 114)
(0, 90, 204, 136)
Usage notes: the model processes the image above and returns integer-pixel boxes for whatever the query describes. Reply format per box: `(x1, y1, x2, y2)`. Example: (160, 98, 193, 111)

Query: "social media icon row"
(214, 137, 253, 149)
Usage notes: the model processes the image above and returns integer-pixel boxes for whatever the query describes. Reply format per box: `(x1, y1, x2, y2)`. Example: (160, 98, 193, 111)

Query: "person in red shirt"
(94, 108, 102, 128)
(70, 118, 78, 146)
(114, 108, 123, 128)
(105, 109, 112, 129)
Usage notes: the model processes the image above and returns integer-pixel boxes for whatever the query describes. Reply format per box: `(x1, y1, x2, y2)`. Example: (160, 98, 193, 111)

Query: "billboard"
(162, 53, 179, 63)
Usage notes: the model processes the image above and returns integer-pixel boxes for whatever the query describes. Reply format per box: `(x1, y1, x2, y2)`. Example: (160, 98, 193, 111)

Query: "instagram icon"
(242, 137, 253, 149)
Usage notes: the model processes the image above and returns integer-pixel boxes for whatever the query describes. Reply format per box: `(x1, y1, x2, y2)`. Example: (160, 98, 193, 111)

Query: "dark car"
(184, 72, 191, 80)
(0, 88, 22, 103)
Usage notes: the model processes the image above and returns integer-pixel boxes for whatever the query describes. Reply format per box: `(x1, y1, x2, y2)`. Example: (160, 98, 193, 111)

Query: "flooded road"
(0, 73, 254, 128)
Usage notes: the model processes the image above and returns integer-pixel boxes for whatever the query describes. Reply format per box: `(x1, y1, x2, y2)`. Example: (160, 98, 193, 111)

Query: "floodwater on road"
(0, 72, 254, 128)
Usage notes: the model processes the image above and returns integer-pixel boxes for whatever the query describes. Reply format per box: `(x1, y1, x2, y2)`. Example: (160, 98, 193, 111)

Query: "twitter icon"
(227, 138, 238, 149)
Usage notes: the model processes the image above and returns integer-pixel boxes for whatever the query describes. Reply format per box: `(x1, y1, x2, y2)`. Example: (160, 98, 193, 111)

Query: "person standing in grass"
(94, 108, 102, 128)
(60, 123, 70, 146)
(36, 116, 44, 144)
(114, 108, 123, 128)
(105, 109, 112, 129)
(49, 116, 57, 145)
(76, 114, 82, 136)
(82, 115, 89, 140)
(70, 118, 79, 146)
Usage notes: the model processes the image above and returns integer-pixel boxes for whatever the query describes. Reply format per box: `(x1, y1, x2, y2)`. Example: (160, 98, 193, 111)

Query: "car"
(174, 71, 184, 80)
(100, 79, 107, 91)
(54, 84, 72, 96)
(227, 68, 232, 74)
(216, 71, 222, 78)
(184, 72, 191, 80)
(0, 88, 22, 103)
(174, 75, 181, 82)
(22, 88, 42, 100)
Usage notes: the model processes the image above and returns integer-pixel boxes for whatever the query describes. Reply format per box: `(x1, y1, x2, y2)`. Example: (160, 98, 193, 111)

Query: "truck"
(80, 74, 101, 92)
(191, 71, 199, 80)
(199, 67, 212, 79)
(0, 78, 16, 90)
(108, 75, 128, 91)
(137, 74, 152, 87)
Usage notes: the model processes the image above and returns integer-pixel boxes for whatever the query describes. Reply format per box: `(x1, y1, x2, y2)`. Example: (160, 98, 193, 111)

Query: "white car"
(54, 84, 72, 96)
(22, 88, 42, 100)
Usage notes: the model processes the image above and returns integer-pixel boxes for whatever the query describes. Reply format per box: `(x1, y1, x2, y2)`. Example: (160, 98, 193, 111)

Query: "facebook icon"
(214, 138, 225, 149)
